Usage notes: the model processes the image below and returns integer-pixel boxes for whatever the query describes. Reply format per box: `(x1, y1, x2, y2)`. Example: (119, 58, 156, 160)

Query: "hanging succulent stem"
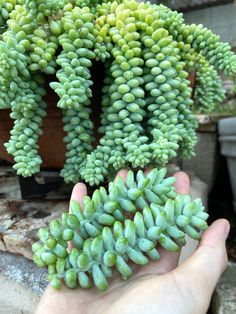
(194, 56, 225, 113)
(32, 167, 208, 291)
(50, 7, 96, 182)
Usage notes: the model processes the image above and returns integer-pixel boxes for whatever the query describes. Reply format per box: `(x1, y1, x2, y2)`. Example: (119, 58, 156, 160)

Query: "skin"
(36, 170, 230, 314)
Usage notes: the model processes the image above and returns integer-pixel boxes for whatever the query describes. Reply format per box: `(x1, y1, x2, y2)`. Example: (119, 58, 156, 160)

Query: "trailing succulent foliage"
(193, 56, 226, 113)
(32, 167, 209, 291)
(0, 0, 236, 185)
(0, 0, 17, 30)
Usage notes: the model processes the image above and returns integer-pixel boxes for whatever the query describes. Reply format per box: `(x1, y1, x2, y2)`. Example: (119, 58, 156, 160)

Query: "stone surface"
(0, 251, 47, 314)
(0, 166, 21, 199)
(0, 200, 68, 259)
(212, 261, 236, 313)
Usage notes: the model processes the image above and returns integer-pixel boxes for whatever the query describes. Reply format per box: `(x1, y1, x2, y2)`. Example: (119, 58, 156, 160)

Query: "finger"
(135, 171, 190, 277)
(70, 182, 87, 209)
(158, 172, 190, 270)
(144, 168, 190, 195)
(173, 219, 230, 304)
(144, 168, 152, 176)
(173, 171, 190, 195)
(68, 183, 87, 251)
(114, 170, 190, 275)
(115, 169, 129, 182)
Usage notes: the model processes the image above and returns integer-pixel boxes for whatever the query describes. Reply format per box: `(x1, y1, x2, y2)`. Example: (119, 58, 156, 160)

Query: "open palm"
(36, 170, 229, 314)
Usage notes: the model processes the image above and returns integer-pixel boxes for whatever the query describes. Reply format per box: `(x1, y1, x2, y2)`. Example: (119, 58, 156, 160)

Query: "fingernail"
(224, 222, 230, 240)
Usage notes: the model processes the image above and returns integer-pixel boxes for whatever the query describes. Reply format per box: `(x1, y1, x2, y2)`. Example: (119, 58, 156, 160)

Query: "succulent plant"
(32, 167, 208, 291)
(0, 0, 235, 185)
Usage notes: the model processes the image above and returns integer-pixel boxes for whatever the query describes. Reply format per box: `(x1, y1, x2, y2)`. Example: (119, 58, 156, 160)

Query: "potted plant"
(0, 0, 235, 290)
(1, 0, 235, 185)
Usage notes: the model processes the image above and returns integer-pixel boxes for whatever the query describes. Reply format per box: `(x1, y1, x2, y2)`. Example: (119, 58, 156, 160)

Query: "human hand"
(36, 170, 230, 314)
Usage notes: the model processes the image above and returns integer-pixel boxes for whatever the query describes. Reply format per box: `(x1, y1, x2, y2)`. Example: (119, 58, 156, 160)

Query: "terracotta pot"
(188, 71, 196, 95)
(0, 90, 67, 169)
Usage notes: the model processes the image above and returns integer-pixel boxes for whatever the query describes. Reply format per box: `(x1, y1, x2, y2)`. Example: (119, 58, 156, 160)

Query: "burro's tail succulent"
(32, 167, 208, 291)
(0, 0, 236, 185)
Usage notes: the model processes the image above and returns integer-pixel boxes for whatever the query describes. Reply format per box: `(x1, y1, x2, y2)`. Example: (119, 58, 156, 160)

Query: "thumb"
(173, 219, 230, 302)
